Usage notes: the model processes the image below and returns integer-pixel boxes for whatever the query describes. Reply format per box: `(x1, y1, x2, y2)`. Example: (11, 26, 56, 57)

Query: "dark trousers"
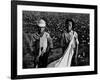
(38, 52, 49, 68)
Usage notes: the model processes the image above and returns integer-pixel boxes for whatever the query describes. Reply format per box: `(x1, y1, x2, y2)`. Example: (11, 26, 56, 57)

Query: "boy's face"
(40, 27, 45, 32)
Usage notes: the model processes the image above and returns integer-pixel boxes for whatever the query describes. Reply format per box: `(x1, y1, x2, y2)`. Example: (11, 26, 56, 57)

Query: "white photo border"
(17, 5, 94, 75)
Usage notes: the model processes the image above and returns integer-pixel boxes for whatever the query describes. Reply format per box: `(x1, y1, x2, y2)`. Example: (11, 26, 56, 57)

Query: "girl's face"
(68, 21, 72, 32)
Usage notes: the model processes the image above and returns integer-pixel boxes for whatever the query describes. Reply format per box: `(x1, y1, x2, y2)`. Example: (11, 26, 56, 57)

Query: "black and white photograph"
(23, 11, 89, 68)
(11, 1, 97, 79)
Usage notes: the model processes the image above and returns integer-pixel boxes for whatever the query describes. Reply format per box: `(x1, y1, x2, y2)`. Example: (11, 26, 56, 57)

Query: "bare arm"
(75, 33, 79, 65)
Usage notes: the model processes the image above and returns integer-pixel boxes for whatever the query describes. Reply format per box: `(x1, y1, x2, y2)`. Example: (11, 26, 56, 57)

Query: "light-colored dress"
(47, 30, 78, 67)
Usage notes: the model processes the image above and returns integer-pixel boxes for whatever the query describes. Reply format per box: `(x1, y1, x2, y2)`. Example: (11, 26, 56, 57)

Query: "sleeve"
(47, 33, 53, 49)
(75, 32, 79, 45)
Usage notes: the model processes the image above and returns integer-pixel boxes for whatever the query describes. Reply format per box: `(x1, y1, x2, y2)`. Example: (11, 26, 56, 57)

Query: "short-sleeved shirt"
(39, 32, 53, 55)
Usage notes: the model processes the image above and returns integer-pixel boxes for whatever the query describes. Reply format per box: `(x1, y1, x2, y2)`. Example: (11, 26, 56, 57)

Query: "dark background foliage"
(23, 11, 90, 68)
